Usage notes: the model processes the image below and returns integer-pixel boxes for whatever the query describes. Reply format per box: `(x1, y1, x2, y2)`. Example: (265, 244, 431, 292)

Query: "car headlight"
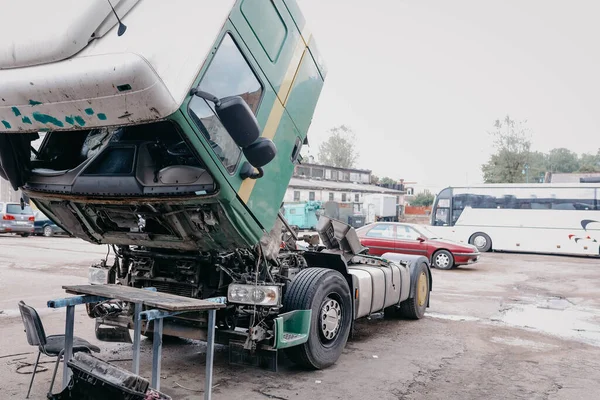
(227, 284, 281, 306)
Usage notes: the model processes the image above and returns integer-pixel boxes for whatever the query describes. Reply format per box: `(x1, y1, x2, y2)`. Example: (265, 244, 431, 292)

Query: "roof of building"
(288, 177, 404, 194)
(550, 172, 600, 183)
(296, 163, 372, 174)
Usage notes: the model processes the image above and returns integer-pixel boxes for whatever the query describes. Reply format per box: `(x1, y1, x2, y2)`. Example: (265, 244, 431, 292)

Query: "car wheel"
(469, 232, 492, 252)
(432, 250, 454, 270)
(283, 268, 352, 369)
(43, 225, 54, 237)
(20, 233, 30, 238)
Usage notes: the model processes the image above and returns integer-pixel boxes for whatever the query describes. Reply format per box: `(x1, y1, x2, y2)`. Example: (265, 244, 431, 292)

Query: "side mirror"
(243, 137, 277, 168)
(417, 236, 426, 243)
(215, 96, 261, 148)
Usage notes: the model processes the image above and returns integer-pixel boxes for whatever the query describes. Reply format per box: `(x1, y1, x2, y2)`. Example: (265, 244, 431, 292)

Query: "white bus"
(428, 184, 600, 256)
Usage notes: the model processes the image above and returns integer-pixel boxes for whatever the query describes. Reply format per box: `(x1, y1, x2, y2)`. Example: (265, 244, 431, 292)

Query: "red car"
(356, 222, 480, 269)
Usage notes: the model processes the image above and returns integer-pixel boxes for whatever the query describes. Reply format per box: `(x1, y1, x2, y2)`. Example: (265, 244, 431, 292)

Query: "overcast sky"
(297, 0, 600, 190)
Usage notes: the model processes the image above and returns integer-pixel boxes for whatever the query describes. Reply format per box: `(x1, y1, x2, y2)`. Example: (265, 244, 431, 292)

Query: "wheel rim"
(417, 271, 428, 307)
(44, 226, 52, 236)
(435, 253, 450, 268)
(320, 297, 342, 342)
(473, 235, 487, 249)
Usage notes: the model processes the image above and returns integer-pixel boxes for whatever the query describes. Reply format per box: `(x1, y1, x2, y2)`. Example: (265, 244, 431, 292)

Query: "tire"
(20, 233, 30, 237)
(469, 232, 492, 252)
(397, 262, 430, 319)
(43, 225, 53, 237)
(432, 249, 454, 270)
(283, 268, 352, 369)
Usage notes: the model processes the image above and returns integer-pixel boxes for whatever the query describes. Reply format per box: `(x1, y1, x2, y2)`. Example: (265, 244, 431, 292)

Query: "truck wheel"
(469, 232, 492, 252)
(283, 268, 352, 369)
(432, 250, 454, 270)
(398, 263, 430, 319)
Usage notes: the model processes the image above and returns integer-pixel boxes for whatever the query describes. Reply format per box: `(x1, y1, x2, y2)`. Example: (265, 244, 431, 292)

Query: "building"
(546, 172, 600, 183)
(284, 163, 405, 215)
(0, 178, 22, 204)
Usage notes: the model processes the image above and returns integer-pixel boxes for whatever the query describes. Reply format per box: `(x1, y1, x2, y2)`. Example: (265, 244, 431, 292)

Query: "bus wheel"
(470, 232, 492, 252)
(283, 268, 352, 369)
(432, 250, 454, 270)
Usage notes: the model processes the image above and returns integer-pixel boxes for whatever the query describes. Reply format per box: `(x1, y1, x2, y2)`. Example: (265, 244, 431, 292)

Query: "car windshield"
(414, 225, 438, 239)
(6, 204, 33, 215)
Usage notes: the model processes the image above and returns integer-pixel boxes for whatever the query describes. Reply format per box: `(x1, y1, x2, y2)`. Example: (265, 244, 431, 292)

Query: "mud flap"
(228, 340, 278, 372)
(95, 320, 132, 343)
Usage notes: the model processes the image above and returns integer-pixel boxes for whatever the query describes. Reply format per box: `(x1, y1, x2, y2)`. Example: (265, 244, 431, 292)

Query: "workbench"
(47, 284, 225, 400)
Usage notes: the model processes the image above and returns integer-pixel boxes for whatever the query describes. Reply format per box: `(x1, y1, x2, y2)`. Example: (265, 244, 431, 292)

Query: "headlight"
(88, 266, 109, 285)
(227, 284, 281, 306)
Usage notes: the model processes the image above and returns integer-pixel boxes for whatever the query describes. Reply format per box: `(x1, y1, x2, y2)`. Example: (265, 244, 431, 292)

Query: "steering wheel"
(166, 140, 191, 157)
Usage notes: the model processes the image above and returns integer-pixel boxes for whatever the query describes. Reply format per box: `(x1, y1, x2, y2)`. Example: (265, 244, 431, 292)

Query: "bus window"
(434, 208, 450, 226)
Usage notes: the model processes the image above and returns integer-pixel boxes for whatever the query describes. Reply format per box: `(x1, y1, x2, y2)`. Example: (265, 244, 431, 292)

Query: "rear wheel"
(386, 262, 430, 319)
(432, 250, 454, 270)
(20, 233, 30, 238)
(43, 225, 53, 237)
(283, 268, 352, 369)
(469, 232, 492, 252)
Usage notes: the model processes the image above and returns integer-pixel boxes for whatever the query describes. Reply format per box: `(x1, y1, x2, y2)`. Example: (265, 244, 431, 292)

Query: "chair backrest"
(18, 301, 47, 347)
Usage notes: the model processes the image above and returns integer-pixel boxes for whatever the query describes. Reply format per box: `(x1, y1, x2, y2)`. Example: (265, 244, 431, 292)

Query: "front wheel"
(432, 250, 454, 270)
(283, 268, 352, 369)
(20, 233, 30, 238)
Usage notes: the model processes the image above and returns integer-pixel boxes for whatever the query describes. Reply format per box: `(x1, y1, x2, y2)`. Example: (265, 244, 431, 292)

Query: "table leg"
(132, 302, 142, 374)
(62, 305, 75, 389)
(205, 309, 216, 400)
(151, 318, 164, 390)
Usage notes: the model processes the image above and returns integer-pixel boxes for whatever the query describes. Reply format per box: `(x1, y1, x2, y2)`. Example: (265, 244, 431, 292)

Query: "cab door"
(228, 0, 319, 231)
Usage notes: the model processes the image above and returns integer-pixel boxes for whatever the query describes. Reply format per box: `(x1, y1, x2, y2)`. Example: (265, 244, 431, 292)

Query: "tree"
(481, 116, 532, 183)
(578, 150, 600, 172)
(411, 190, 434, 207)
(379, 177, 397, 185)
(370, 174, 380, 184)
(547, 148, 580, 173)
(317, 125, 359, 168)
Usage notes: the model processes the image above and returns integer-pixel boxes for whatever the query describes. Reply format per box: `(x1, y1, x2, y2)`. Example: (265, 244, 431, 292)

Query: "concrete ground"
(1, 235, 599, 399)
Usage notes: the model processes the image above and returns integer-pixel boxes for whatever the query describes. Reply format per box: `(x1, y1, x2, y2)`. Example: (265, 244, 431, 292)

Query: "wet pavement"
(1, 236, 599, 399)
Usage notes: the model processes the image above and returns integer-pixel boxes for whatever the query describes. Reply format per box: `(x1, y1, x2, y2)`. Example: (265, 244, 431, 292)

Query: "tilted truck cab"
(0, 0, 430, 370)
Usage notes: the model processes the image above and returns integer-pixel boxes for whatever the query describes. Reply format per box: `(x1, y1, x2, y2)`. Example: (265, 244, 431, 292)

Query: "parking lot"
(1, 235, 599, 399)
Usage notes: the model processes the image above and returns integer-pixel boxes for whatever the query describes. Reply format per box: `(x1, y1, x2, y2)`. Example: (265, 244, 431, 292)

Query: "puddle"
(426, 312, 481, 322)
(494, 299, 600, 347)
(489, 336, 557, 350)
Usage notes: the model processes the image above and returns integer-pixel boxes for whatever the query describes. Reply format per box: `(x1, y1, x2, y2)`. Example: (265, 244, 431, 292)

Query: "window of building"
(350, 172, 360, 182)
(296, 166, 310, 176)
(354, 194, 360, 203)
(309, 191, 315, 201)
(342, 172, 350, 181)
(293, 191, 300, 201)
(188, 33, 263, 173)
(330, 170, 339, 180)
(311, 168, 324, 179)
(329, 192, 334, 201)
(342, 193, 347, 202)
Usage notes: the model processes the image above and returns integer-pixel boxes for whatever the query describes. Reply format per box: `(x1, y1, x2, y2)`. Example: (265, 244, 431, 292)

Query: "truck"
(364, 193, 399, 223)
(0, 0, 431, 370)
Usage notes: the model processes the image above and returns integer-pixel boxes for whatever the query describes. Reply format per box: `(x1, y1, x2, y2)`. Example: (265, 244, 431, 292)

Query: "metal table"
(47, 284, 224, 400)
